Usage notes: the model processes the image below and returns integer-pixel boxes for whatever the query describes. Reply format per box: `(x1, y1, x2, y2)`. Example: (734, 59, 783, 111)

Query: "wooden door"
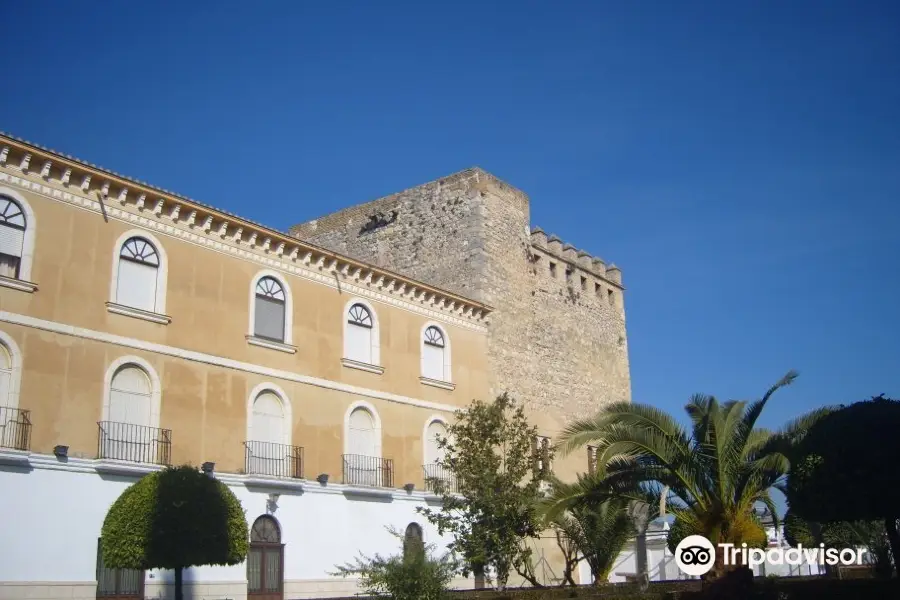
(247, 516, 284, 600)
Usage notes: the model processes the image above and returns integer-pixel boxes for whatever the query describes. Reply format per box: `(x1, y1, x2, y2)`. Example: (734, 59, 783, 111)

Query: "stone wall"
(290, 168, 631, 436)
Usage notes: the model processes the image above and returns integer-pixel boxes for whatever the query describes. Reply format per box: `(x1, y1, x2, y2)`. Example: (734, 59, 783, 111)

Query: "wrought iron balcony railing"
(423, 463, 457, 494)
(244, 440, 304, 479)
(97, 421, 172, 465)
(342, 453, 394, 488)
(0, 406, 31, 451)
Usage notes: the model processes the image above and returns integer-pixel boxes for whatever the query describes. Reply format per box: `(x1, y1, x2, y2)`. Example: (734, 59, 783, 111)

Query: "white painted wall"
(0, 455, 457, 599)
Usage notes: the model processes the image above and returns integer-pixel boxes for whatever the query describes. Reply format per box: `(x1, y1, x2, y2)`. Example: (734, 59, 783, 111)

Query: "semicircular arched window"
(115, 237, 161, 312)
(254, 276, 287, 342)
(0, 196, 26, 280)
(344, 303, 378, 365)
(421, 326, 450, 382)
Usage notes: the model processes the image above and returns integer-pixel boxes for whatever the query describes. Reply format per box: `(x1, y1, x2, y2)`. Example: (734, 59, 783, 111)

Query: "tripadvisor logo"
(674, 535, 868, 576)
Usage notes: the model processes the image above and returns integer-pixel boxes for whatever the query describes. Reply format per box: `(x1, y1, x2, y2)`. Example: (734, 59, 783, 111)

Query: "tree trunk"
(473, 563, 485, 589)
(884, 516, 900, 577)
(174, 566, 183, 600)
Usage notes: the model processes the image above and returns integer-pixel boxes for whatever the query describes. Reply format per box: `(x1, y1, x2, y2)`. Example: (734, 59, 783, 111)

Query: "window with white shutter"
(425, 420, 447, 465)
(421, 326, 447, 381)
(348, 408, 376, 457)
(0, 344, 10, 408)
(108, 366, 152, 426)
(115, 237, 160, 312)
(251, 392, 285, 445)
(254, 277, 286, 342)
(0, 196, 26, 279)
(345, 304, 373, 364)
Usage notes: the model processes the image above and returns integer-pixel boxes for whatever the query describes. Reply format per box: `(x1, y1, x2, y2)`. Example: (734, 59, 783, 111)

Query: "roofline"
(0, 132, 493, 317)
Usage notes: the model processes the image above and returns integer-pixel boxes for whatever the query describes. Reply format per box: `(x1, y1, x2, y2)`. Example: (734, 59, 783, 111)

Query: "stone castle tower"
(290, 167, 631, 434)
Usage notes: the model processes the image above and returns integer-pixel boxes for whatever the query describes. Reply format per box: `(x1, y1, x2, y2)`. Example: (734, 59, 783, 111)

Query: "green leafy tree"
(786, 395, 900, 576)
(101, 465, 249, 600)
(783, 510, 894, 577)
(333, 529, 458, 600)
(554, 371, 828, 579)
(417, 393, 543, 590)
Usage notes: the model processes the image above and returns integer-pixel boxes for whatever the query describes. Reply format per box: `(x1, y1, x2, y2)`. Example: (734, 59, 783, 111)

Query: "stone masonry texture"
(290, 168, 631, 428)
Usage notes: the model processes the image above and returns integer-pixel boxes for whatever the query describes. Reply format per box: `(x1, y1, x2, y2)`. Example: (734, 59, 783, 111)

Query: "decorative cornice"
(0, 134, 492, 331)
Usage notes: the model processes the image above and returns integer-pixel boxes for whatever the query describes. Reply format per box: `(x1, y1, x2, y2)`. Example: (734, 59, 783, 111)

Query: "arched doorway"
(403, 522, 424, 561)
(247, 515, 284, 600)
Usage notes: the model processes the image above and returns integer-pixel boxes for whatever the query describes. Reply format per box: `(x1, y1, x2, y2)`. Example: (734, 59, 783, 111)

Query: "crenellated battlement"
(529, 227, 623, 291)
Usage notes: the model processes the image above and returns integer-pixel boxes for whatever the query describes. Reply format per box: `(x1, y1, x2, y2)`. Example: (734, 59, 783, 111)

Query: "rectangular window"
(595, 282, 602, 297)
(580, 276, 587, 291)
(607, 289, 615, 306)
(549, 262, 557, 277)
(0, 226, 24, 260)
(422, 344, 444, 380)
(254, 297, 286, 341)
(116, 260, 157, 312)
(345, 323, 373, 364)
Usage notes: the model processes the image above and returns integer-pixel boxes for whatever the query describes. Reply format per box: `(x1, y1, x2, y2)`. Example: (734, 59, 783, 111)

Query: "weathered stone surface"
(290, 167, 631, 428)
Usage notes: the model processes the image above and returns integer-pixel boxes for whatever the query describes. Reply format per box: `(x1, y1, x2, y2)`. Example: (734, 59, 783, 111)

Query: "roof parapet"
(529, 227, 622, 288)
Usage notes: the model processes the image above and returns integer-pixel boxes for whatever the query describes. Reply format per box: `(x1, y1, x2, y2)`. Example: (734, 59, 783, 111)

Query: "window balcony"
(0, 406, 31, 451)
(97, 421, 172, 465)
(244, 440, 304, 479)
(342, 454, 394, 488)
(422, 463, 457, 494)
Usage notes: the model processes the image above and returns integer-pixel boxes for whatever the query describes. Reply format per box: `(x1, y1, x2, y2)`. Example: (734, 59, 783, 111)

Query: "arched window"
(247, 390, 296, 477)
(421, 325, 450, 382)
(254, 277, 287, 342)
(248, 515, 283, 600)
(344, 405, 383, 486)
(424, 420, 447, 465)
(0, 342, 25, 450)
(108, 365, 152, 427)
(423, 419, 453, 493)
(115, 237, 160, 312)
(344, 301, 379, 366)
(0, 195, 27, 279)
(348, 407, 377, 457)
(101, 364, 156, 462)
(403, 523, 425, 561)
(0, 344, 11, 408)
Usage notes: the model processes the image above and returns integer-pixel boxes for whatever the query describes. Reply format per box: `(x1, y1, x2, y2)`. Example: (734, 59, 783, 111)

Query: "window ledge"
(94, 459, 165, 477)
(419, 376, 455, 391)
(246, 335, 297, 354)
(341, 358, 385, 375)
(106, 302, 171, 325)
(0, 276, 37, 293)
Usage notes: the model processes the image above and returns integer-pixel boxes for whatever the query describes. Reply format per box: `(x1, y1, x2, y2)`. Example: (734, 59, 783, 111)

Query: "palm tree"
(552, 371, 829, 579)
(542, 472, 654, 584)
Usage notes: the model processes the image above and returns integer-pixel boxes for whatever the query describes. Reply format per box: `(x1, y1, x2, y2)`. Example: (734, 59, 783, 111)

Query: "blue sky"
(2, 1, 898, 440)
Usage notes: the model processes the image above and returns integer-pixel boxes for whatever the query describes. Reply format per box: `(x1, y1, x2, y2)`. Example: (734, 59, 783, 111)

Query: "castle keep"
(291, 167, 632, 432)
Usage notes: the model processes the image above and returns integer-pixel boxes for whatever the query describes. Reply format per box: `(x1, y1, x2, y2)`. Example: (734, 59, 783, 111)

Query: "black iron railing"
(342, 453, 394, 488)
(97, 421, 172, 465)
(0, 406, 31, 451)
(423, 463, 457, 494)
(244, 440, 304, 478)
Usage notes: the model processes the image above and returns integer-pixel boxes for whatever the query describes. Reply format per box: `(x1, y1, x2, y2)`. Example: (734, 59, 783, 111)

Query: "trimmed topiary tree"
(101, 465, 249, 600)
(786, 395, 900, 576)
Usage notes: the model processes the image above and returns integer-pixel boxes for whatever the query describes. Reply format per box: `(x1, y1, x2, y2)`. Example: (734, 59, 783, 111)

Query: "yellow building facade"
(0, 134, 496, 600)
